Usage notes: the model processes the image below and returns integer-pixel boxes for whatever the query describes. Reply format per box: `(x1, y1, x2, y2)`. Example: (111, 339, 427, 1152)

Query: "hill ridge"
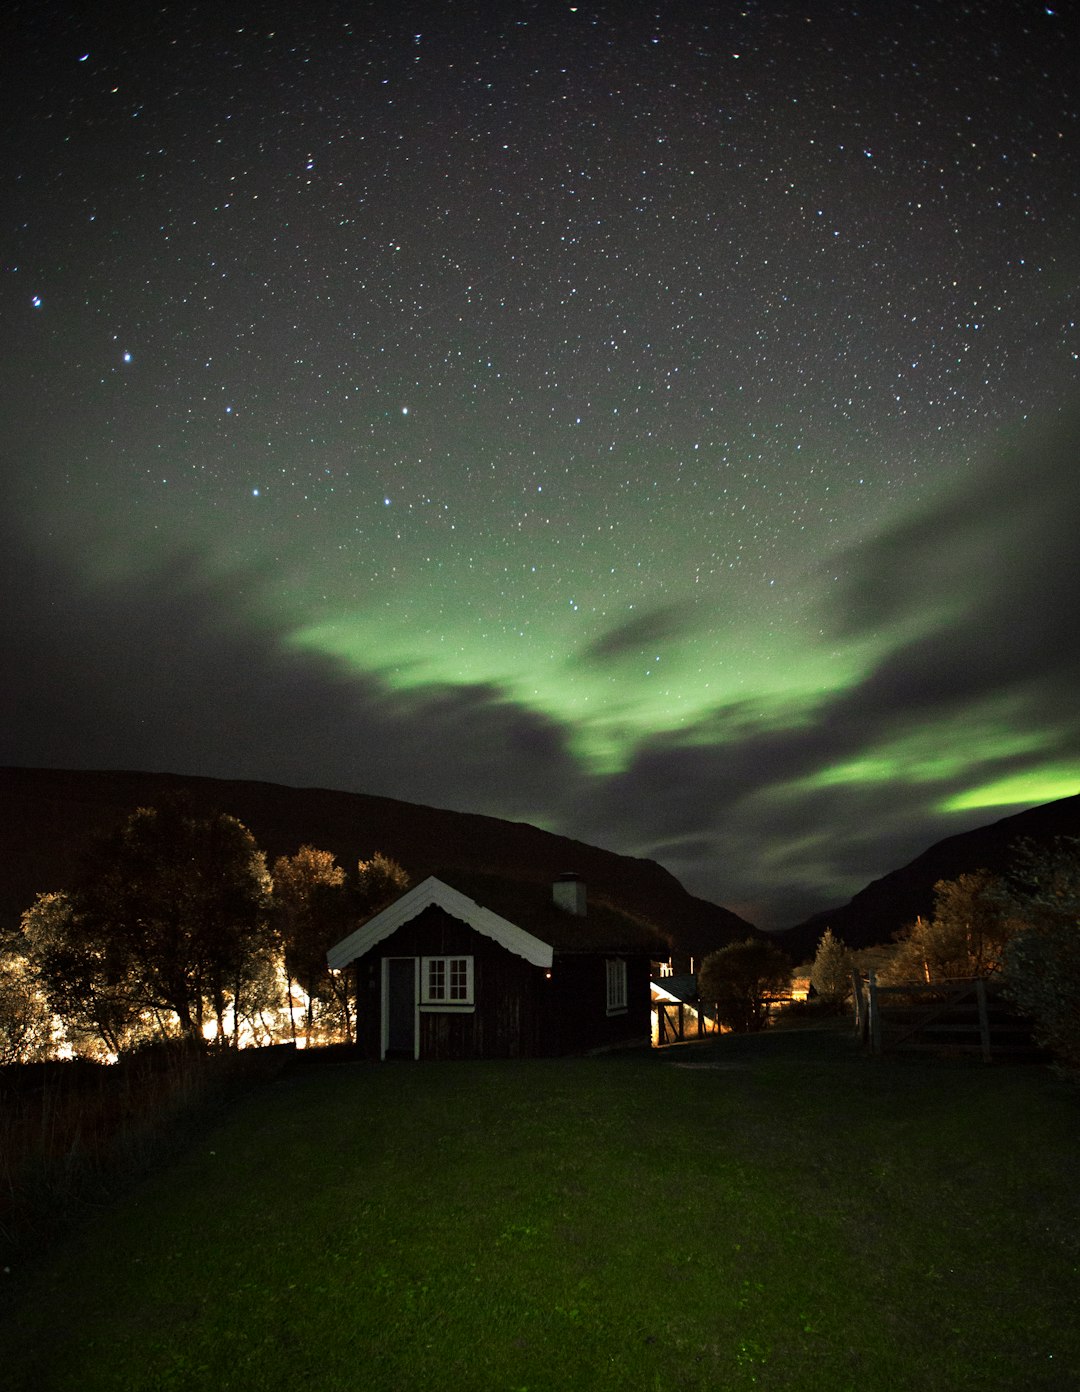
(778, 792, 1080, 955)
(0, 766, 754, 960)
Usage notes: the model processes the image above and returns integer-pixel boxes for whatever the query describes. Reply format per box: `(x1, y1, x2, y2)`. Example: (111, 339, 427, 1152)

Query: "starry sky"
(4, 1, 1079, 928)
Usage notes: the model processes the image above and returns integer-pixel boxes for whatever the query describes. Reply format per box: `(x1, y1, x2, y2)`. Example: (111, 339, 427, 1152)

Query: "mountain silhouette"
(0, 766, 754, 962)
(778, 793, 1080, 956)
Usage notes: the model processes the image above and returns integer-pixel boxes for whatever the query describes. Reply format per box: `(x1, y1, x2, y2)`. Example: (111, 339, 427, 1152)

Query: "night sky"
(4, 1, 1079, 928)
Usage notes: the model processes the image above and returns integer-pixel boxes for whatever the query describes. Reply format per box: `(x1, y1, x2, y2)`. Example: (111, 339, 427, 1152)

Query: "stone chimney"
(553, 871, 586, 916)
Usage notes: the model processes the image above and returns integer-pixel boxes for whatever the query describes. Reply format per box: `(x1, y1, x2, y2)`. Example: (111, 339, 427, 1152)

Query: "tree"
(26, 800, 274, 1053)
(0, 932, 58, 1063)
(886, 871, 1013, 983)
(231, 936, 288, 1047)
(999, 837, 1080, 1074)
(21, 890, 146, 1057)
(81, 800, 274, 1045)
(810, 928, 854, 1007)
(271, 845, 348, 1044)
(930, 870, 1014, 975)
(697, 938, 792, 1033)
(270, 847, 408, 1047)
(355, 852, 410, 916)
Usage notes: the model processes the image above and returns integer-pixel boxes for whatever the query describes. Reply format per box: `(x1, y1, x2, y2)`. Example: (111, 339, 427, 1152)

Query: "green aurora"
(4, 3, 1079, 925)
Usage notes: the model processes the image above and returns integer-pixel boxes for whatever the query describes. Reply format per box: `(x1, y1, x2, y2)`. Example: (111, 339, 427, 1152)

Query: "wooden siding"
(547, 953, 652, 1054)
(353, 902, 652, 1060)
(354, 957, 381, 1058)
(361, 904, 547, 1059)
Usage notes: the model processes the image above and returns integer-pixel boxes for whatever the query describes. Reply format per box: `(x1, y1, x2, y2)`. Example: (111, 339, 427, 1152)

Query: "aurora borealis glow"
(4, 2, 1079, 926)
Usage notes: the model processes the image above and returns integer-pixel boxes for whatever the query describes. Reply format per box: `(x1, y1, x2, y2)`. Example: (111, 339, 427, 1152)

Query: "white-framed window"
(420, 955, 474, 1007)
(606, 957, 628, 1015)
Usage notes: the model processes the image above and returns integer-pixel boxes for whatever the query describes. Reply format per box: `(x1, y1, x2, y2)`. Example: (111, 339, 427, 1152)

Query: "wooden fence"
(852, 971, 1040, 1063)
(652, 1000, 721, 1046)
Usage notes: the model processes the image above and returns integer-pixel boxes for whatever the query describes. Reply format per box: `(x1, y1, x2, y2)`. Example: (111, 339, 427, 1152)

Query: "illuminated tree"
(270, 848, 408, 1045)
(355, 851, 410, 915)
(327, 852, 410, 1042)
(887, 871, 1013, 983)
(28, 800, 274, 1051)
(810, 928, 854, 1007)
(232, 936, 288, 1047)
(0, 932, 58, 1063)
(697, 938, 792, 1033)
(272, 845, 348, 1043)
(21, 890, 144, 1056)
(931, 870, 1015, 974)
(90, 800, 274, 1045)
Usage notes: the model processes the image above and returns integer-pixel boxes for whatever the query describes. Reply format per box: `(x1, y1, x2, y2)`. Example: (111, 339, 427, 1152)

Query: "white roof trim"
(326, 875, 554, 971)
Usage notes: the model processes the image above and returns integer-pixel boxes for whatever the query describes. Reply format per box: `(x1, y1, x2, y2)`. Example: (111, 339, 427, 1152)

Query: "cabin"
(326, 871, 667, 1060)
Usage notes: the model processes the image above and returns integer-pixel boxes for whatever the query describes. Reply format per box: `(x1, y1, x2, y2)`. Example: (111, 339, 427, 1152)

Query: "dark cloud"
(2, 516, 589, 831)
(832, 408, 1080, 672)
(6, 408, 1080, 930)
(558, 411, 1080, 924)
(817, 407, 1080, 753)
(576, 602, 698, 666)
(566, 719, 1008, 928)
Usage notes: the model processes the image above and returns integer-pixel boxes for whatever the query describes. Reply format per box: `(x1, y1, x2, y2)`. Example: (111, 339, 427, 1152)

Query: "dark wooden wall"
(547, 953, 653, 1054)
(353, 903, 652, 1060)
(357, 904, 548, 1060)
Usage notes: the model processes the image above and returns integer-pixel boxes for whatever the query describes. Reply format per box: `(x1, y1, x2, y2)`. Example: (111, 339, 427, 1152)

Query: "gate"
(852, 972, 1040, 1063)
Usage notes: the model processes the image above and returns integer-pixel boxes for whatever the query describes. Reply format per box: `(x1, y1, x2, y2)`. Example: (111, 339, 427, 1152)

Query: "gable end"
(327, 875, 554, 971)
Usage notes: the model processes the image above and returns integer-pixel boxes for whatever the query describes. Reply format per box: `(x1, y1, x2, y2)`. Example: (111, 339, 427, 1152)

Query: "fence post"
(851, 969, 864, 1039)
(868, 970, 882, 1056)
(975, 977, 992, 1064)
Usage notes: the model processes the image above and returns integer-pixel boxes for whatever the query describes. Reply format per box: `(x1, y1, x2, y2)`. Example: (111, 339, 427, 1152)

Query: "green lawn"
(1, 1026, 1077, 1391)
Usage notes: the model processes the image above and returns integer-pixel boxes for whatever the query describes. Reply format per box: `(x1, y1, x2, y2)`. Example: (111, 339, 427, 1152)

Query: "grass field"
(1, 1025, 1076, 1391)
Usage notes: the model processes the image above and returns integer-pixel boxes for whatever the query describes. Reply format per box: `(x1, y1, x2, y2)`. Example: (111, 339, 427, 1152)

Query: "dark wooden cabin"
(327, 872, 666, 1060)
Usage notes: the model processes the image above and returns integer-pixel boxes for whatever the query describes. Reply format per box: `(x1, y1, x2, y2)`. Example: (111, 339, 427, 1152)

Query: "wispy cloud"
(6, 409, 1079, 928)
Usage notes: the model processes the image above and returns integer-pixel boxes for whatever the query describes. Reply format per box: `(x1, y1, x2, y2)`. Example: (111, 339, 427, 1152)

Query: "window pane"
(428, 958, 446, 1000)
(606, 959, 626, 1011)
(449, 957, 469, 1001)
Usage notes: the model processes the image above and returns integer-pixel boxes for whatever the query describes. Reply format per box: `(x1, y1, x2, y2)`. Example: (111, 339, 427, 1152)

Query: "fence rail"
(652, 1000, 721, 1047)
(852, 971, 1039, 1063)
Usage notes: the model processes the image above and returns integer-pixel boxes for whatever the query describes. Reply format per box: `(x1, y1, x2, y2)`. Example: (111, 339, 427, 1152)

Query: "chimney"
(553, 871, 586, 916)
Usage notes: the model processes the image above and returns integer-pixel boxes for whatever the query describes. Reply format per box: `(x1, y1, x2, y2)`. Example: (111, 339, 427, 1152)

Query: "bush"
(697, 938, 792, 1033)
(1003, 926, 1080, 1073)
(999, 837, 1080, 1075)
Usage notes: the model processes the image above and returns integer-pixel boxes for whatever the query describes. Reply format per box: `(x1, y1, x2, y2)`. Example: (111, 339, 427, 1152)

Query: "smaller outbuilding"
(327, 871, 667, 1060)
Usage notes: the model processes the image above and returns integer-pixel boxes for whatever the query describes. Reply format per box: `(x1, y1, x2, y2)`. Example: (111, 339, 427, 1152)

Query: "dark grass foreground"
(0, 1047, 295, 1268)
(0, 1026, 1076, 1392)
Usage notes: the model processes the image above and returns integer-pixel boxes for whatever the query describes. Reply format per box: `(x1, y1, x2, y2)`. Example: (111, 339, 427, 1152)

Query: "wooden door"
(384, 957, 417, 1059)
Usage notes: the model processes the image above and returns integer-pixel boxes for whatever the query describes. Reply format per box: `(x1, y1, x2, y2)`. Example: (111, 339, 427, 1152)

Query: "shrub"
(697, 938, 792, 1033)
(1003, 926, 1080, 1073)
(999, 837, 1080, 1075)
